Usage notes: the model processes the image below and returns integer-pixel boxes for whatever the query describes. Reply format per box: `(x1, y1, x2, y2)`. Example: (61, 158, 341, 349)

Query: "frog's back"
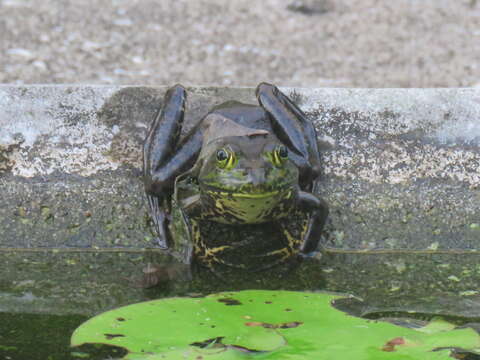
(209, 101, 273, 133)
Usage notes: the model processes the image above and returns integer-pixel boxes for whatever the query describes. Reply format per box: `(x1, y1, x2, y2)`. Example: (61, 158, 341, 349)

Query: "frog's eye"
(216, 148, 237, 170)
(216, 149, 228, 162)
(270, 145, 288, 167)
(277, 145, 288, 159)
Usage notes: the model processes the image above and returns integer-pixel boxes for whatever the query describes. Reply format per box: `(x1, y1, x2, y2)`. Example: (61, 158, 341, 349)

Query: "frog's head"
(195, 117, 299, 224)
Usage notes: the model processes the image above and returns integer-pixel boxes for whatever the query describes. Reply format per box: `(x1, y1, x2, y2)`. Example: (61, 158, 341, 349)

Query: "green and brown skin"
(143, 83, 328, 270)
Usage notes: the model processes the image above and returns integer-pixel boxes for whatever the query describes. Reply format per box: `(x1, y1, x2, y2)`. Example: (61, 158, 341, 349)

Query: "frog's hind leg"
(256, 82, 321, 190)
(144, 84, 202, 248)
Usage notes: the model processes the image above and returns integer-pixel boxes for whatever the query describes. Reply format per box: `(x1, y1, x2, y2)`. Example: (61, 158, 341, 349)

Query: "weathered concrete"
(1, 85, 480, 316)
(2, 85, 480, 251)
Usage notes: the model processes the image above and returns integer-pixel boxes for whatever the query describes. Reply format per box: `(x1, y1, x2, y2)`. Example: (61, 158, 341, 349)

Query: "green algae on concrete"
(1, 170, 150, 249)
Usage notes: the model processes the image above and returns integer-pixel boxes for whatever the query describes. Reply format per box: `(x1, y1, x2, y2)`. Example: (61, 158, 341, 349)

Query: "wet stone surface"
(2, 249, 480, 320)
(1, 169, 148, 249)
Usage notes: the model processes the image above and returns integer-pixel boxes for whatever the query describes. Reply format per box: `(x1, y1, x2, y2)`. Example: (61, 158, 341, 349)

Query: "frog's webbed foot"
(256, 82, 321, 190)
(143, 84, 202, 248)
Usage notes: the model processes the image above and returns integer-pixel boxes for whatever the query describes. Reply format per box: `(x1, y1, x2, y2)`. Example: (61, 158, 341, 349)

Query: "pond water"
(2, 250, 480, 359)
(0, 312, 128, 360)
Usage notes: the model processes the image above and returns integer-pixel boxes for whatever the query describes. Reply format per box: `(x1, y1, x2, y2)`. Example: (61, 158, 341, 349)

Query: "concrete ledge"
(1, 85, 480, 251)
(1, 85, 480, 315)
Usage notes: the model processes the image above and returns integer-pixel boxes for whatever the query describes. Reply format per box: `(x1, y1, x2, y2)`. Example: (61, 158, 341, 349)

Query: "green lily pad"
(71, 290, 480, 359)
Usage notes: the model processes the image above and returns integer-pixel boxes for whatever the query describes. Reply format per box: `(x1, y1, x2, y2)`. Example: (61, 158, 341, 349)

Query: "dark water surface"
(2, 250, 480, 359)
(0, 313, 127, 360)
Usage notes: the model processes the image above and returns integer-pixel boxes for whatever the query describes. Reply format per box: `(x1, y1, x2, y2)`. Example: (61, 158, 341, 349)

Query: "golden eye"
(216, 148, 237, 170)
(270, 145, 288, 167)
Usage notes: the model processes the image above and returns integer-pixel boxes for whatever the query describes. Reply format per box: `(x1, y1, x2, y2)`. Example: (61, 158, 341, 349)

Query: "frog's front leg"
(297, 191, 329, 253)
(143, 84, 203, 248)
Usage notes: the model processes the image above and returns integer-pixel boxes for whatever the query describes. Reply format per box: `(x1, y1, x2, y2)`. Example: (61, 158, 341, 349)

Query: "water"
(0, 313, 127, 360)
(2, 249, 480, 359)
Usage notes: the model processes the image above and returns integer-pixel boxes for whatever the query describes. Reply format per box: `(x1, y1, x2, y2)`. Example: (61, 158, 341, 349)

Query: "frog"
(143, 83, 328, 272)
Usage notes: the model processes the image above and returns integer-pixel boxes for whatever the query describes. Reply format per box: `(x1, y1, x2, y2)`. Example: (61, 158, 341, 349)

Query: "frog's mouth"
(200, 184, 294, 199)
(211, 189, 282, 199)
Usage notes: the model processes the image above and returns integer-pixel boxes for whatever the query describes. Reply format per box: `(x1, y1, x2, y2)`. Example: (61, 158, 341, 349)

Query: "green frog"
(143, 83, 328, 272)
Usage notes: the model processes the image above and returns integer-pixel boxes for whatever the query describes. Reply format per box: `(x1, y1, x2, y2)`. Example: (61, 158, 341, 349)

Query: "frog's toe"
(155, 236, 168, 249)
(153, 217, 172, 249)
(146, 194, 172, 249)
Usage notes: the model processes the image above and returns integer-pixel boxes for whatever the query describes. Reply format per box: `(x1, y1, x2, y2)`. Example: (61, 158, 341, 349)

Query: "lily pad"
(71, 290, 480, 359)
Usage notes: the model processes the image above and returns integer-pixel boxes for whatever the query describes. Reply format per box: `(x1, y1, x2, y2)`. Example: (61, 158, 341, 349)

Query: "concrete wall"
(1, 85, 480, 316)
